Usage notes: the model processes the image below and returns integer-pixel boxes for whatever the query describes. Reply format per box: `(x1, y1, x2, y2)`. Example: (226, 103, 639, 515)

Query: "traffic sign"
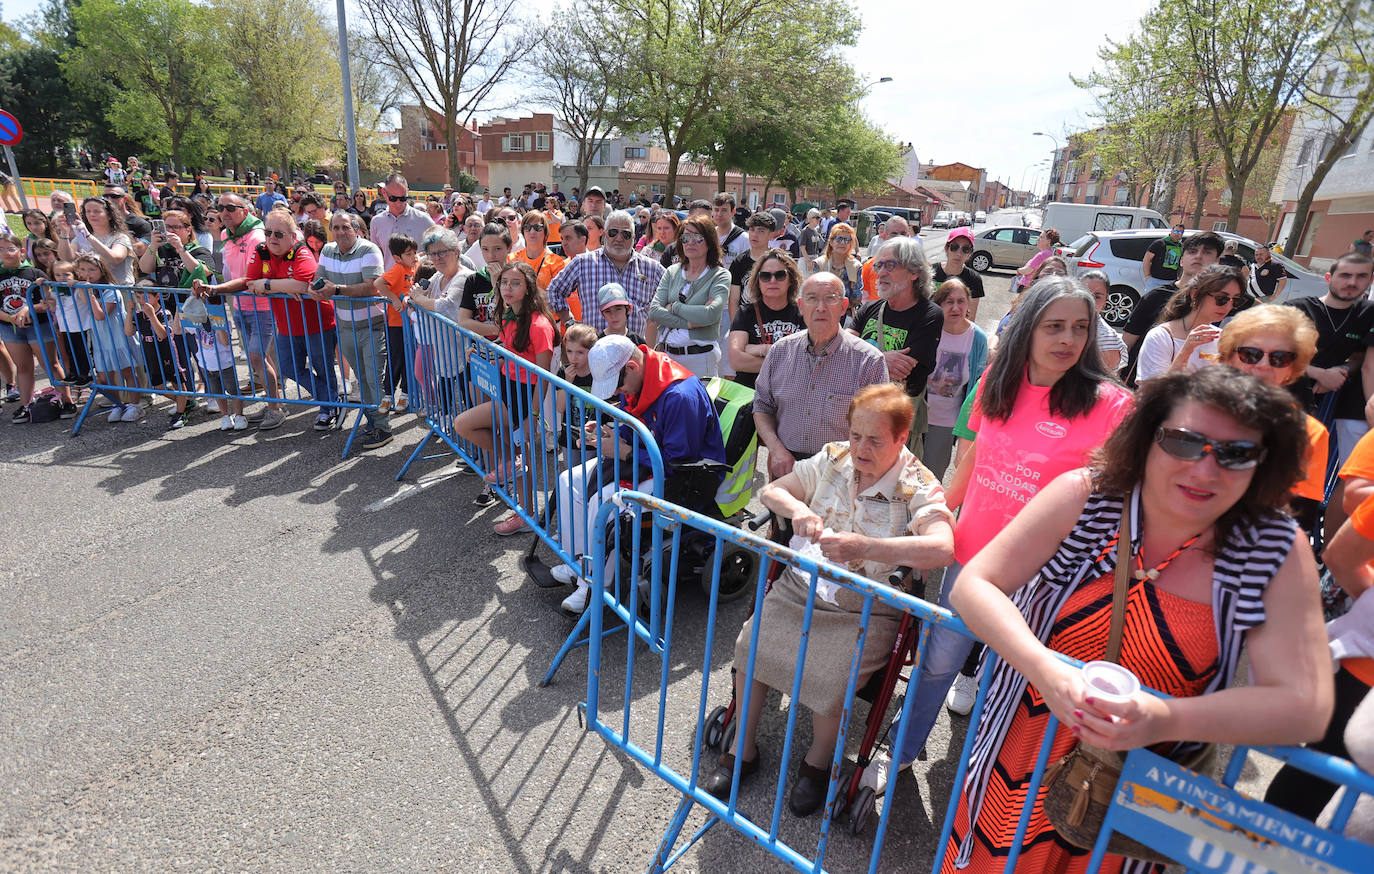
(0, 111, 22, 146)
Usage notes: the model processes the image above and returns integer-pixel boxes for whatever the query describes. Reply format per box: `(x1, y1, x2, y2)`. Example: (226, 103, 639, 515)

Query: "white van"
(1042, 202, 1167, 248)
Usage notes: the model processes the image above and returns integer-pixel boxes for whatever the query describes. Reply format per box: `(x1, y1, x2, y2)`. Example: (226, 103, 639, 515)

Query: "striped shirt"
(753, 328, 889, 456)
(545, 248, 666, 336)
(318, 239, 385, 322)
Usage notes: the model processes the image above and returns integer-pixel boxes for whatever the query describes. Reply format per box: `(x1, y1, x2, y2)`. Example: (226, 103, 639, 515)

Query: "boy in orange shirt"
(374, 233, 418, 413)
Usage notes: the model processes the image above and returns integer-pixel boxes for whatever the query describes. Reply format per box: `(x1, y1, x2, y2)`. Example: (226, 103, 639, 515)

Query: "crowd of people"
(4, 164, 1374, 869)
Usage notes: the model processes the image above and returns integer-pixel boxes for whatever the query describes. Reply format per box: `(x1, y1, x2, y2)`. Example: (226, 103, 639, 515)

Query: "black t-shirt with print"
(1145, 236, 1183, 279)
(459, 271, 495, 323)
(729, 252, 760, 290)
(851, 296, 943, 397)
(1286, 296, 1374, 418)
(933, 263, 985, 300)
(0, 265, 50, 324)
(729, 299, 805, 389)
(1254, 261, 1289, 297)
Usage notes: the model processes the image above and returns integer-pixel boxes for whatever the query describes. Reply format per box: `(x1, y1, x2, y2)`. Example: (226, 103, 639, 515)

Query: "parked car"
(932, 210, 954, 229)
(1064, 228, 1326, 327)
(974, 210, 987, 225)
(967, 226, 1042, 273)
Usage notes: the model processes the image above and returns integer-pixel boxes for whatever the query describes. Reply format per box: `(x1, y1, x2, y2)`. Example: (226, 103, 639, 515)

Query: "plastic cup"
(1081, 661, 1141, 704)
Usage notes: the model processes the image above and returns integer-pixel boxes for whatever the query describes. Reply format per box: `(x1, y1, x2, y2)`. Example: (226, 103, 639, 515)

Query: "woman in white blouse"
(1135, 264, 1243, 382)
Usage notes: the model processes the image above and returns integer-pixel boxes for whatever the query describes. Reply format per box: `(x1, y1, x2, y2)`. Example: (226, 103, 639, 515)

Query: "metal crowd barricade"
(397, 305, 668, 683)
(582, 490, 980, 874)
(28, 283, 388, 458)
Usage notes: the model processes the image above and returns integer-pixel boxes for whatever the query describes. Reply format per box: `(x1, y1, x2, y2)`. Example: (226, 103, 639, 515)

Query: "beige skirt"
(733, 565, 904, 717)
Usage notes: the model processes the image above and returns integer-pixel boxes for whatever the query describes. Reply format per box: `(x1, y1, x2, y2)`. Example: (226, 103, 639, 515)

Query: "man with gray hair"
(848, 236, 943, 454)
(369, 173, 435, 269)
(546, 209, 665, 337)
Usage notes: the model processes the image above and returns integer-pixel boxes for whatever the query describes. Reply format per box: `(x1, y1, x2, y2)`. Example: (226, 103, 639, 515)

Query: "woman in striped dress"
(943, 367, 1334, 873)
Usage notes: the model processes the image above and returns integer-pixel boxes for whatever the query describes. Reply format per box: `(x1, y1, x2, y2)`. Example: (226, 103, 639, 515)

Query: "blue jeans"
(895, 560, 974, 765)
(277, 328, 338, 415)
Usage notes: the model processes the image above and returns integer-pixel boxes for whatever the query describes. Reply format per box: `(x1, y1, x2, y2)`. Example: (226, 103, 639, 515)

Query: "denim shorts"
(234, 307, 277, 357)
(0, 319, 40, 345)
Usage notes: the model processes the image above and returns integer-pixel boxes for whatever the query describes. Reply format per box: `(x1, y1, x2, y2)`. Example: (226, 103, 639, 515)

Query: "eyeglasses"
(800, 293, 845, 307)
(524, 225, 545, 232)
(757, 269, 789, 282)
(427, 248, 455, 259)
(681, 233, 705, 245)
(831, 236, 852, 244)
(219, 203, 242, 213)
(872, 259, 902, 272)
(387, 194, 408, 202)
(265, 229, 291, 239)
(946, 244, 973, 254)
(164, 224, 187, 231)
(1154, 426, 1266, 470)
(605, 228, 634, 240)
(1234, 346, 1298, 367)
(1205, 293, 1239, 307)
(501, 216, 519, 223)
(1172, 227, 1185, 233)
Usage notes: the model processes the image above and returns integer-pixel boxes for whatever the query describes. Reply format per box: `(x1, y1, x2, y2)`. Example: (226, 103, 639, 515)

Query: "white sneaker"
(560, 580, 590, 616)
(108, 404, 126, 423)
(231, 414, 248, 430)
(859, 751, 898, 798)
(550, 563, 581, 586)
(120, 403, 145, 422)
(946, 673, 977, 716)
(219, 414, 234, 431)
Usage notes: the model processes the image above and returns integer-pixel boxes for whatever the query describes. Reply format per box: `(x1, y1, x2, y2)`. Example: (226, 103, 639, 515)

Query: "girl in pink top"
(1014, 227, 1062, 290)
(871, 275, 1133, 788)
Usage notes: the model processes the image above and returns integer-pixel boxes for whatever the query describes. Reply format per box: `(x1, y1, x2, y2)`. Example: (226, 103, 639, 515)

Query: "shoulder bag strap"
(752, 300, 770, 345)
(1105, 499, 1132, 662)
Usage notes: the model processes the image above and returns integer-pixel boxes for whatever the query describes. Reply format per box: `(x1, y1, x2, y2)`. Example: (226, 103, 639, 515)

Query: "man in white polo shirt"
(369, 173, 435, 270)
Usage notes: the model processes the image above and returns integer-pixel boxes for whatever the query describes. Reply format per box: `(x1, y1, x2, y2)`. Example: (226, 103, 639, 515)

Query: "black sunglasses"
(605, 228, 634, 240)
(265, 229, 291, 239)
(757, 269, 789, 282)
(1154, 426, 1266, 470)
(1205, 293, 1239, 307)
(946, 243, 973, 253)
(1234, 346, 1298, 367)
(387, 194, 408, 202)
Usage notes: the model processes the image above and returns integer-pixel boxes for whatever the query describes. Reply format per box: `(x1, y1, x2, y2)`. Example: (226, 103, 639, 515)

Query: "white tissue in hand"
(791, 529, 842, 606)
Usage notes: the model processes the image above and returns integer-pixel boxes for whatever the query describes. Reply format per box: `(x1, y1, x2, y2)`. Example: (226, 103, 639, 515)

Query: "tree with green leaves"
(65, 0, 231, 171)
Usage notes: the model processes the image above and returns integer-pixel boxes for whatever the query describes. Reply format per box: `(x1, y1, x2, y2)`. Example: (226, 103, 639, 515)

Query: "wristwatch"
(264, 278, 272, 292)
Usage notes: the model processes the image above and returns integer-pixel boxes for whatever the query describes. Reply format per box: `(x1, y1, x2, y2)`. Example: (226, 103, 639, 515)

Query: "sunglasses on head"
(757, 269, 788, 282)
(946, 243, 973, 254)
(387, 194, 408, 202)
(1154, 426, 1266, 470)
(266, 229, 291, 239)
(1234, 346, 1298, 367)
(605, 228, 634, 240)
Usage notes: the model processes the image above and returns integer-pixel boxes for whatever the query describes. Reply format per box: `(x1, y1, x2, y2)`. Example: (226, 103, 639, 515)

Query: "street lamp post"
(1033, 132, 1061, 202)
(335, 0, 360, 191)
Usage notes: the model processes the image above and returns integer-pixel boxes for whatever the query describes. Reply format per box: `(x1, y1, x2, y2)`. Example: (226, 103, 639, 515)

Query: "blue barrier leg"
(649, 795, 696, 874)
(69, 391, 97, 436)
(339, 409, 364, 459)
(396, 427, 436, 480)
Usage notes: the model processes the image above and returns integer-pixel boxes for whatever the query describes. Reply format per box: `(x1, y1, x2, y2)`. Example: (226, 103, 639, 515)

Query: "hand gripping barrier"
(582, 490, 981, 874)
(28, 283, 388, 458)
(396, 306, 668, 684)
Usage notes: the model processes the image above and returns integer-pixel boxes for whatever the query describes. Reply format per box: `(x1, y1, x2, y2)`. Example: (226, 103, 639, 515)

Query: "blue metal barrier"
(28, 283, 389, 458)
(582, 490, 981, 874)
(397, 305, 667, 684)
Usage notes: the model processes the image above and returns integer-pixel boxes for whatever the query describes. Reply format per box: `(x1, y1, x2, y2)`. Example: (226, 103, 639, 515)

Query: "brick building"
(394, 105, 485, 190)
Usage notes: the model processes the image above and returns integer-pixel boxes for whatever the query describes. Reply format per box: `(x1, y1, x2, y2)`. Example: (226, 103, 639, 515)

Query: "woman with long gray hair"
(863, 275, 1135, 796)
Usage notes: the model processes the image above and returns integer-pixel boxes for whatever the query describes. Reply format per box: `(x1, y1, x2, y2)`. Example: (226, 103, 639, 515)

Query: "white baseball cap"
(588, 334, 637, 399)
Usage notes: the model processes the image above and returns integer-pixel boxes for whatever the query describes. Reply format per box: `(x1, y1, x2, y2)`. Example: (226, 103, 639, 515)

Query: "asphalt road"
(0, 218, 1264, 873)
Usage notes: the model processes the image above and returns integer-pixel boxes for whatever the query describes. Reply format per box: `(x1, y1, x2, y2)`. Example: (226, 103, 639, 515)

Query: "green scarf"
(225, 214, 264, 241)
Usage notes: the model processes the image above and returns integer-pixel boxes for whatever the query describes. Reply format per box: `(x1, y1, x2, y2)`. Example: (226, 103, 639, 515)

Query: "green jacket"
(648, 263, 730, 342)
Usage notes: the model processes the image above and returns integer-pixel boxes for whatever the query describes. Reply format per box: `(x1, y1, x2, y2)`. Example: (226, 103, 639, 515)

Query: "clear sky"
(2, 0, 1158, 191)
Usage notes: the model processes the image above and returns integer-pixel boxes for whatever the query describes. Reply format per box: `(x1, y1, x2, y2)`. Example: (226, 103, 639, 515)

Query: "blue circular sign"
(0, 111, 23, 146)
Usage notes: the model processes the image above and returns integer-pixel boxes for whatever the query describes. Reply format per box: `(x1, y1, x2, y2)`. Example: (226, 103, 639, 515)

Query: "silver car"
(967, 225, 1042, 273)
(1063, 228, 1326, 327)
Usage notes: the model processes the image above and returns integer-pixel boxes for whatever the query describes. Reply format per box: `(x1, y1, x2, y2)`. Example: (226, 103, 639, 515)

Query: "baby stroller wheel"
(706, 544, 758, 603)
(848, 785, 876, 835)
(704, 705, 728, 750)
(720, 718, 737, 758)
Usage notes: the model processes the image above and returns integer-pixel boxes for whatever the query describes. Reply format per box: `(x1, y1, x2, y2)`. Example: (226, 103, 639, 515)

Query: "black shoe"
(59, 402, 78, 419)
(11, 405, 30, 423)
(703, 751, 760, 800)
(473, 485, 498, 507)
(788, 760, 830, 817)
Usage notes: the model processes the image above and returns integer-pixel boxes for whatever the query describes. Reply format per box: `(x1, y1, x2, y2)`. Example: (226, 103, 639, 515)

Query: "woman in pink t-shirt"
(870, 275, 1133, 791)
(1014, 227, 1061, 291)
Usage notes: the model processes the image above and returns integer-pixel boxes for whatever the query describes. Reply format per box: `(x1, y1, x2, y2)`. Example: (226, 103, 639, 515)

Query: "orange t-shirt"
(1344, 491, 1374, 688)
(1341, 428, 1374, 481)
(546, 214, 563, 244)
(860, 257, 879, 300)
(514, 248, 567, 291)
(380, 262, 414, 327)
(1294, 414, 1331, 502)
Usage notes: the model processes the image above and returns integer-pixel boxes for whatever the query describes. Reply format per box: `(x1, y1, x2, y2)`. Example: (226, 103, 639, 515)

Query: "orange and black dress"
(942, 489, 1296, 874)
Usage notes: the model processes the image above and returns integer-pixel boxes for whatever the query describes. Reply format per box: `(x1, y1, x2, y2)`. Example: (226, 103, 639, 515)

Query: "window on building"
(1297, 136, 1314, 166)
(650, 184, 661, 194)
(523, 134, 533, 152)
(505, 134, 523, 152)
(1212, 221, 1229, 232)
(535, 132, 550, 151)
(1114, 187, 1131, 205)
(772, 193, 786, 206)
(625, 146, 647, 160)
(589, 144, 610, 165)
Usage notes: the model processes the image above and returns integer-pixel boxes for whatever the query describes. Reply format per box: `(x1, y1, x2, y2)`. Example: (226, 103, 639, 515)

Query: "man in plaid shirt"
(546, 210, 665, 338)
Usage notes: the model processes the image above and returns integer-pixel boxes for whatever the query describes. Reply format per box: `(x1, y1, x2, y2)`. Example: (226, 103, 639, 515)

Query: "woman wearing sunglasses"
(728, 251, 805, 389)
(1218, 306, 1328, 530)
(647, 215, 729, 378)
(1135, 264, 1243, 382)
(943, 366, 1331, 874)
(809, 222, 862, 307)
